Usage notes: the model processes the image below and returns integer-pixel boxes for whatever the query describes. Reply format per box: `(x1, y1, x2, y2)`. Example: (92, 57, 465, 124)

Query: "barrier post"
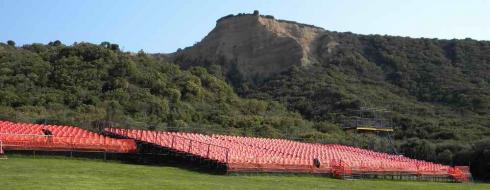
(188, 140, 192, 153)
(0, 140, 6, 159)
(158, 131, 161, 145)
(160, 132, 164, 146)
(206, 144, 210, 158)
(225, 148, 229, 163)
(171, 136, 175, 148)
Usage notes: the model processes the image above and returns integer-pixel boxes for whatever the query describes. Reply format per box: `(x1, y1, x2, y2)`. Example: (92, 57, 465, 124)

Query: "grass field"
(0, 156, 488, 190)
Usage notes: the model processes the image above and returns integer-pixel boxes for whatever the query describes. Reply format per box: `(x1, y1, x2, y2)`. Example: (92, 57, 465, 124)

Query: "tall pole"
(171, 136, 175, 149)
(206, 144, 210, 158)
(225, 148, 229, 163)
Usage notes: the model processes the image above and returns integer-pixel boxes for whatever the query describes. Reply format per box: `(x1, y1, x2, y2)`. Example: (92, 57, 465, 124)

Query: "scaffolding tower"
(342, 107, 398, 154)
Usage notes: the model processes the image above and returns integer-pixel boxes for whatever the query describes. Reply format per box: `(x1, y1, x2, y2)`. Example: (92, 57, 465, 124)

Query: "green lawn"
(0, 156, 488, 190)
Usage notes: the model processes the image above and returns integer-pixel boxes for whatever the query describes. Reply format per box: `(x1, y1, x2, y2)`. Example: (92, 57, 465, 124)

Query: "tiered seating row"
(105, 128, 470, 181)
(0, 121, 137, 153)
(213, 135, 453, 175)
(105, 128, 320, 173)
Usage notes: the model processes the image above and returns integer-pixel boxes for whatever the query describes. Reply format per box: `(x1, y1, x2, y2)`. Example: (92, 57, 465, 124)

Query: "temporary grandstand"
(0, 120, 470, 182)
(104, 127, 470, 182)
(0, 120, 137, 154)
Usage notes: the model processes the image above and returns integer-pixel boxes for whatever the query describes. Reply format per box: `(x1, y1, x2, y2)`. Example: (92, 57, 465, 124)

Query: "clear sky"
(1, 0, 489, 53)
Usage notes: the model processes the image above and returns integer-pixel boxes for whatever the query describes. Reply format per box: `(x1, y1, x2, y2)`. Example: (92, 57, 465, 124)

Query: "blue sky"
(1, 0, 489, 53)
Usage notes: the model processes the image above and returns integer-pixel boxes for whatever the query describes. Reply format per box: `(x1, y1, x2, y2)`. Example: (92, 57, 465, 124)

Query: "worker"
(313, 158, 321, 168)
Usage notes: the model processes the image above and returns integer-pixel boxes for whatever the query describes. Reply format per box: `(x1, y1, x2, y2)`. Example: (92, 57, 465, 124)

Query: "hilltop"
(174, 11, 325, 81)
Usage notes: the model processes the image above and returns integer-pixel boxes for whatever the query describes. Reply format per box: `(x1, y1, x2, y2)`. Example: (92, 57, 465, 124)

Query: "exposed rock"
(175, 12, 325, 81)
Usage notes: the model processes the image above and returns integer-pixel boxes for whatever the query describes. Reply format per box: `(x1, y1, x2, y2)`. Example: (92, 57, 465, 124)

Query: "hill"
(1, 157, 488, 190)
(173, 12, 490, 180)
(0, 42, 315, 138)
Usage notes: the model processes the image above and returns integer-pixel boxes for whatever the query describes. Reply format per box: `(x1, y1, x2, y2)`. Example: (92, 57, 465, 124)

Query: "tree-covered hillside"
(0, 42, 317, 138)
(230, 33, 490, 180)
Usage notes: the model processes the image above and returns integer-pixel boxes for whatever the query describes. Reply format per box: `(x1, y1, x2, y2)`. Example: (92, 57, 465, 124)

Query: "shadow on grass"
(5, 146, 227, 176)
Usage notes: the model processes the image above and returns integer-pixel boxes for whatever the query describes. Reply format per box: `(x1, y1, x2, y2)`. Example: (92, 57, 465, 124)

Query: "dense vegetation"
(0, 42, 316, 138)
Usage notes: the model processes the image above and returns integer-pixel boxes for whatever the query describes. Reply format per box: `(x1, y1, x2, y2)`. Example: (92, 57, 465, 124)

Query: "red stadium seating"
(0, 120, 469, 182)
(105, 128, 470, 182)
(0, 120, 136, 153)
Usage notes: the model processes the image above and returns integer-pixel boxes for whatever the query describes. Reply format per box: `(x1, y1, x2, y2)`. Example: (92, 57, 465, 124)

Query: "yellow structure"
(346, 127, 394, 132)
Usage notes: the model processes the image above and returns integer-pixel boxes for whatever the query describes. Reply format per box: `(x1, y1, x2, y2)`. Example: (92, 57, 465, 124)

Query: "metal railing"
(342, 118, 393, 129)
(170, 135, 230, 163)
(0, 133, 135, 153)
(107, 128, 230, 163)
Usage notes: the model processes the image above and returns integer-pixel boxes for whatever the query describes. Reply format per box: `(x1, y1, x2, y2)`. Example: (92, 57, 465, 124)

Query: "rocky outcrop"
(174, 12, 326, 80)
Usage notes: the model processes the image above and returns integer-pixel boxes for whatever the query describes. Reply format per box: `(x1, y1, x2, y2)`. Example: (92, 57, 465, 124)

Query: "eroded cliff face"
(175, 14, 325, 80)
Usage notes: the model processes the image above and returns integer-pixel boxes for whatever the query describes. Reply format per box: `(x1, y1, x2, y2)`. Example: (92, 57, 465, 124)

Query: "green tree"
(7, 40, 15, 46)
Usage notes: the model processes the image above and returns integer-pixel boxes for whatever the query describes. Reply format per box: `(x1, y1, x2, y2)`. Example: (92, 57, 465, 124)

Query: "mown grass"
(0, 156, 488, 190)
